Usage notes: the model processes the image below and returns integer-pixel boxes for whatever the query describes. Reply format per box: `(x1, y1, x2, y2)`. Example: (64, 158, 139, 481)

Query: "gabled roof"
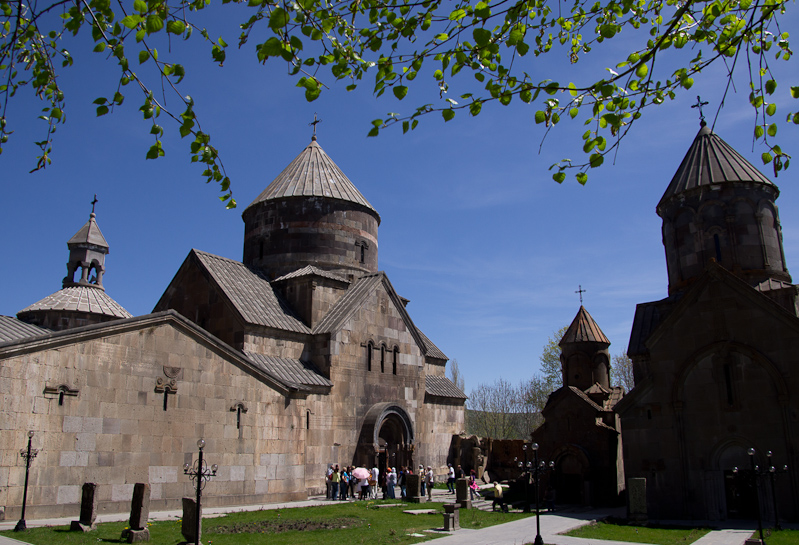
(245, 138, 380, 221)
(425, 375, 467, 400)
(0, 316, 50, 343)
(311, 272, 432, 357)
(560, 306, 610, 346)
(658, 123, 776, 209)
(645, 260, 799, 352)
(18, 286, 132, 319)
(68, 212, 108, 248)
(272, 265, 349, 284)
(627, 295, 680, 357)
(0, 310, 301, 396)
(245, 351, 332, 389)
(190, 250, 311, 334)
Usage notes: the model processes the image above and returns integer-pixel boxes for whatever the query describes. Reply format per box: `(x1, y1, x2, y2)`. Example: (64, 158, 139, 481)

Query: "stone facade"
(618, 123, 799, 521)
(1, 137, 465, 520)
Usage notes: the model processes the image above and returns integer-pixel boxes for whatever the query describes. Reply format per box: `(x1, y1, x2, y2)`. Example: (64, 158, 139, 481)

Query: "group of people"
(326, 464, 440, 501)
(326, 464, 383, 501)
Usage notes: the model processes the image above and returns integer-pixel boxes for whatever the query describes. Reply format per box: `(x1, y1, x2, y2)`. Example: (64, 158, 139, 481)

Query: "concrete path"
(0, 487, 775, 545)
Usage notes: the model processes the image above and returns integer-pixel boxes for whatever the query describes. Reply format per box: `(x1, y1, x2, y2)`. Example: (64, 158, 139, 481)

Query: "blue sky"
(3, 6, 798, 393)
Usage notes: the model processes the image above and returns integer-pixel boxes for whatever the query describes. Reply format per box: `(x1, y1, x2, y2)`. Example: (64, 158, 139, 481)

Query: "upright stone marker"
(70, 483, 98, 532)
(121, 483, 151, 542)
(627, 478, 647, 525)
(181, 497, 201, 544)
(443, 503, 460, 531)
(405, 474, 425, 503)
(455, 478, 471, 509)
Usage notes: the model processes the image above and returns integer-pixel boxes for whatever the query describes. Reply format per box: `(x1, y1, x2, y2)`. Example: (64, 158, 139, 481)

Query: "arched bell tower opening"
(355, 403, 414, 474)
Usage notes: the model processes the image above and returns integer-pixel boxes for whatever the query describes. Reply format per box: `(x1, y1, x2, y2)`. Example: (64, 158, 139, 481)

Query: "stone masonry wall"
(0, 317, 306, 520)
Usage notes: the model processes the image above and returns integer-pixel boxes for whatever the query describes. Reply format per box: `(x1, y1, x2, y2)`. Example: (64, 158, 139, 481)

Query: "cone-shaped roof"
(246, 137, 380, 220)
(658, 122, 776, 210)
(559, 306, 610, 346)
(18, 286, 131, 319)
(67, 212, 109, 249)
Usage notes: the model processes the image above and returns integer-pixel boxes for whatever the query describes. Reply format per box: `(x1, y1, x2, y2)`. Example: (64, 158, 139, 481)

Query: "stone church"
(531, 306, 625, 507)
(0, 136, 466, 520)
(617, 121, 799, 521)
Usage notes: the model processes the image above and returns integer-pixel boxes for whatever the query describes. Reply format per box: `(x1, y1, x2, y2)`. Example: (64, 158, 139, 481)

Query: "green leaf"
(469, 101, 482, 116)
(762, 152, 773, 164)
(93, 43, 106, 53)
(635, 64, 648, 78)
(473, 28, 491, 47)
(96, 105, 109, 116)
(121, 15, 141, 29)
(139, 50, 150, 64)
(576, 172, 588, 185)
(146, 14, 164, 34)
(133, 0, 147, 13)
(146, 141, 164, 160)
(534, 111, 546, 124)
(767, 123, 777, 137)
(553, 172, 566, 183)
(766, 103, 776, 117)
(166, 20, 186, 34)
(393, 85, 408, 100)
(402, 121, 409, 134)
(765, 79, 777, 95)
(442, 109, 455, 122)
(269, 7, 289, 30)
(755, 125, 764, 139)
(589, 153, 604, 168)
(791, 86, 799, 99)
(448, 9, 466, 20)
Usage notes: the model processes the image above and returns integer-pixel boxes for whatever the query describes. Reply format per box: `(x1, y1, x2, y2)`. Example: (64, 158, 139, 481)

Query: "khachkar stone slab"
(181, 497, 201, 544)
(443, 502, 460, 531)
(455, 478, 471, 509)
(70, 483, 98, 532)
(627, 477, 647, 525)
(405, 474, 425, 503)
(121, 483, 151, 542)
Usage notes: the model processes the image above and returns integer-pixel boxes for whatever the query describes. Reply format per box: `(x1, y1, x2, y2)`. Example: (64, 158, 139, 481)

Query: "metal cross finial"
(691, 96, 709, 124)
(575, 285, 586, 305)
(91, 194, 98, 214)
(309, 113, 322, 139)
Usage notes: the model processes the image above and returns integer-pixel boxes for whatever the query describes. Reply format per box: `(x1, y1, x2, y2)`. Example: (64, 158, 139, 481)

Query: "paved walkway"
(0, 487, 781, 545)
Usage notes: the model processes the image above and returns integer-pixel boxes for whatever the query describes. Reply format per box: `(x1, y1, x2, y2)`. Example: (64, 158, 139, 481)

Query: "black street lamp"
(14, 430, 39, 532)
(766, 451, 788, 531)
(524, 443, 554, 545)
(183, 439, 218, 545)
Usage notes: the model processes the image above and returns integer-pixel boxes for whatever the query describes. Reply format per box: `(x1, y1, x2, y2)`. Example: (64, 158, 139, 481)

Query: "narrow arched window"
(367, 342, 373, 371)
(381, 346, 386, 373)
(393, 347, 399, 375)
(714, 233, 722, 262)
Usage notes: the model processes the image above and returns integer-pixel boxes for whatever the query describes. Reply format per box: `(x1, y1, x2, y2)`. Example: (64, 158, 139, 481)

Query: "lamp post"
(14, 431, 39, 532)
(529, 443, 554, 545)
(766, 451, 788, 531)
(733, 448, 765, 544)
(183, 439, 217, 545)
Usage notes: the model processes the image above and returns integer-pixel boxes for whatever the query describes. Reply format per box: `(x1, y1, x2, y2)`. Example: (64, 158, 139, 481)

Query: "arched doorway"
(551, 445, 590, 505)
(355, 403, 414, 475)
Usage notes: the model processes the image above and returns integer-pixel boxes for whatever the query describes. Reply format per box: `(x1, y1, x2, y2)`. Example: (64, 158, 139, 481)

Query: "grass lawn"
(1, 500, 533, 545)
(754, 528, 799, 545)
(564, 520, 711, 545)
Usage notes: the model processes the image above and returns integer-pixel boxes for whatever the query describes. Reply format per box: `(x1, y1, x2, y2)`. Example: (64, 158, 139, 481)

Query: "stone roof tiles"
(418, 328, 448, 361)
(68, 212, 108, 248)
(560, 306, 610, 346)
(272, 265, 349, 284)
(245, 138, 380, 220)
(245, 351, 332, 389)
(0, 316, 50, 343)
(192, 250, 311, 334)
(18, 286, 132, 319)
(425, 375, 467, 399)
(658, 123, 776, 209)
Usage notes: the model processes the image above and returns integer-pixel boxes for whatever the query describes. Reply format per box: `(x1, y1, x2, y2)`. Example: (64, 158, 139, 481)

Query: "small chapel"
(0, 136, 466, 520)
(617, 120, 799, 521)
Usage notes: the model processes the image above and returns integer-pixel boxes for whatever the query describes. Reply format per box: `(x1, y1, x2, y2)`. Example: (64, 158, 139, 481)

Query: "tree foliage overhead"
(2, 0, 796, 205)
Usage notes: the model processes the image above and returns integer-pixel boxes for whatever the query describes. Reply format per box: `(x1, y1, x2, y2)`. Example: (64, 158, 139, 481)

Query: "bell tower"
(559, 306, 611, 391)
(63, 198, 109, 290)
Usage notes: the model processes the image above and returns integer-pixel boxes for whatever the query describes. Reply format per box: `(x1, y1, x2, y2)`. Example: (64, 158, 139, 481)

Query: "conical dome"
(245, 138, 379, 219)
(559, 306, 611, 390)
(242, 137, 380, 281)
(658, 122, 776, 210)
(658, 123, 789, 294)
